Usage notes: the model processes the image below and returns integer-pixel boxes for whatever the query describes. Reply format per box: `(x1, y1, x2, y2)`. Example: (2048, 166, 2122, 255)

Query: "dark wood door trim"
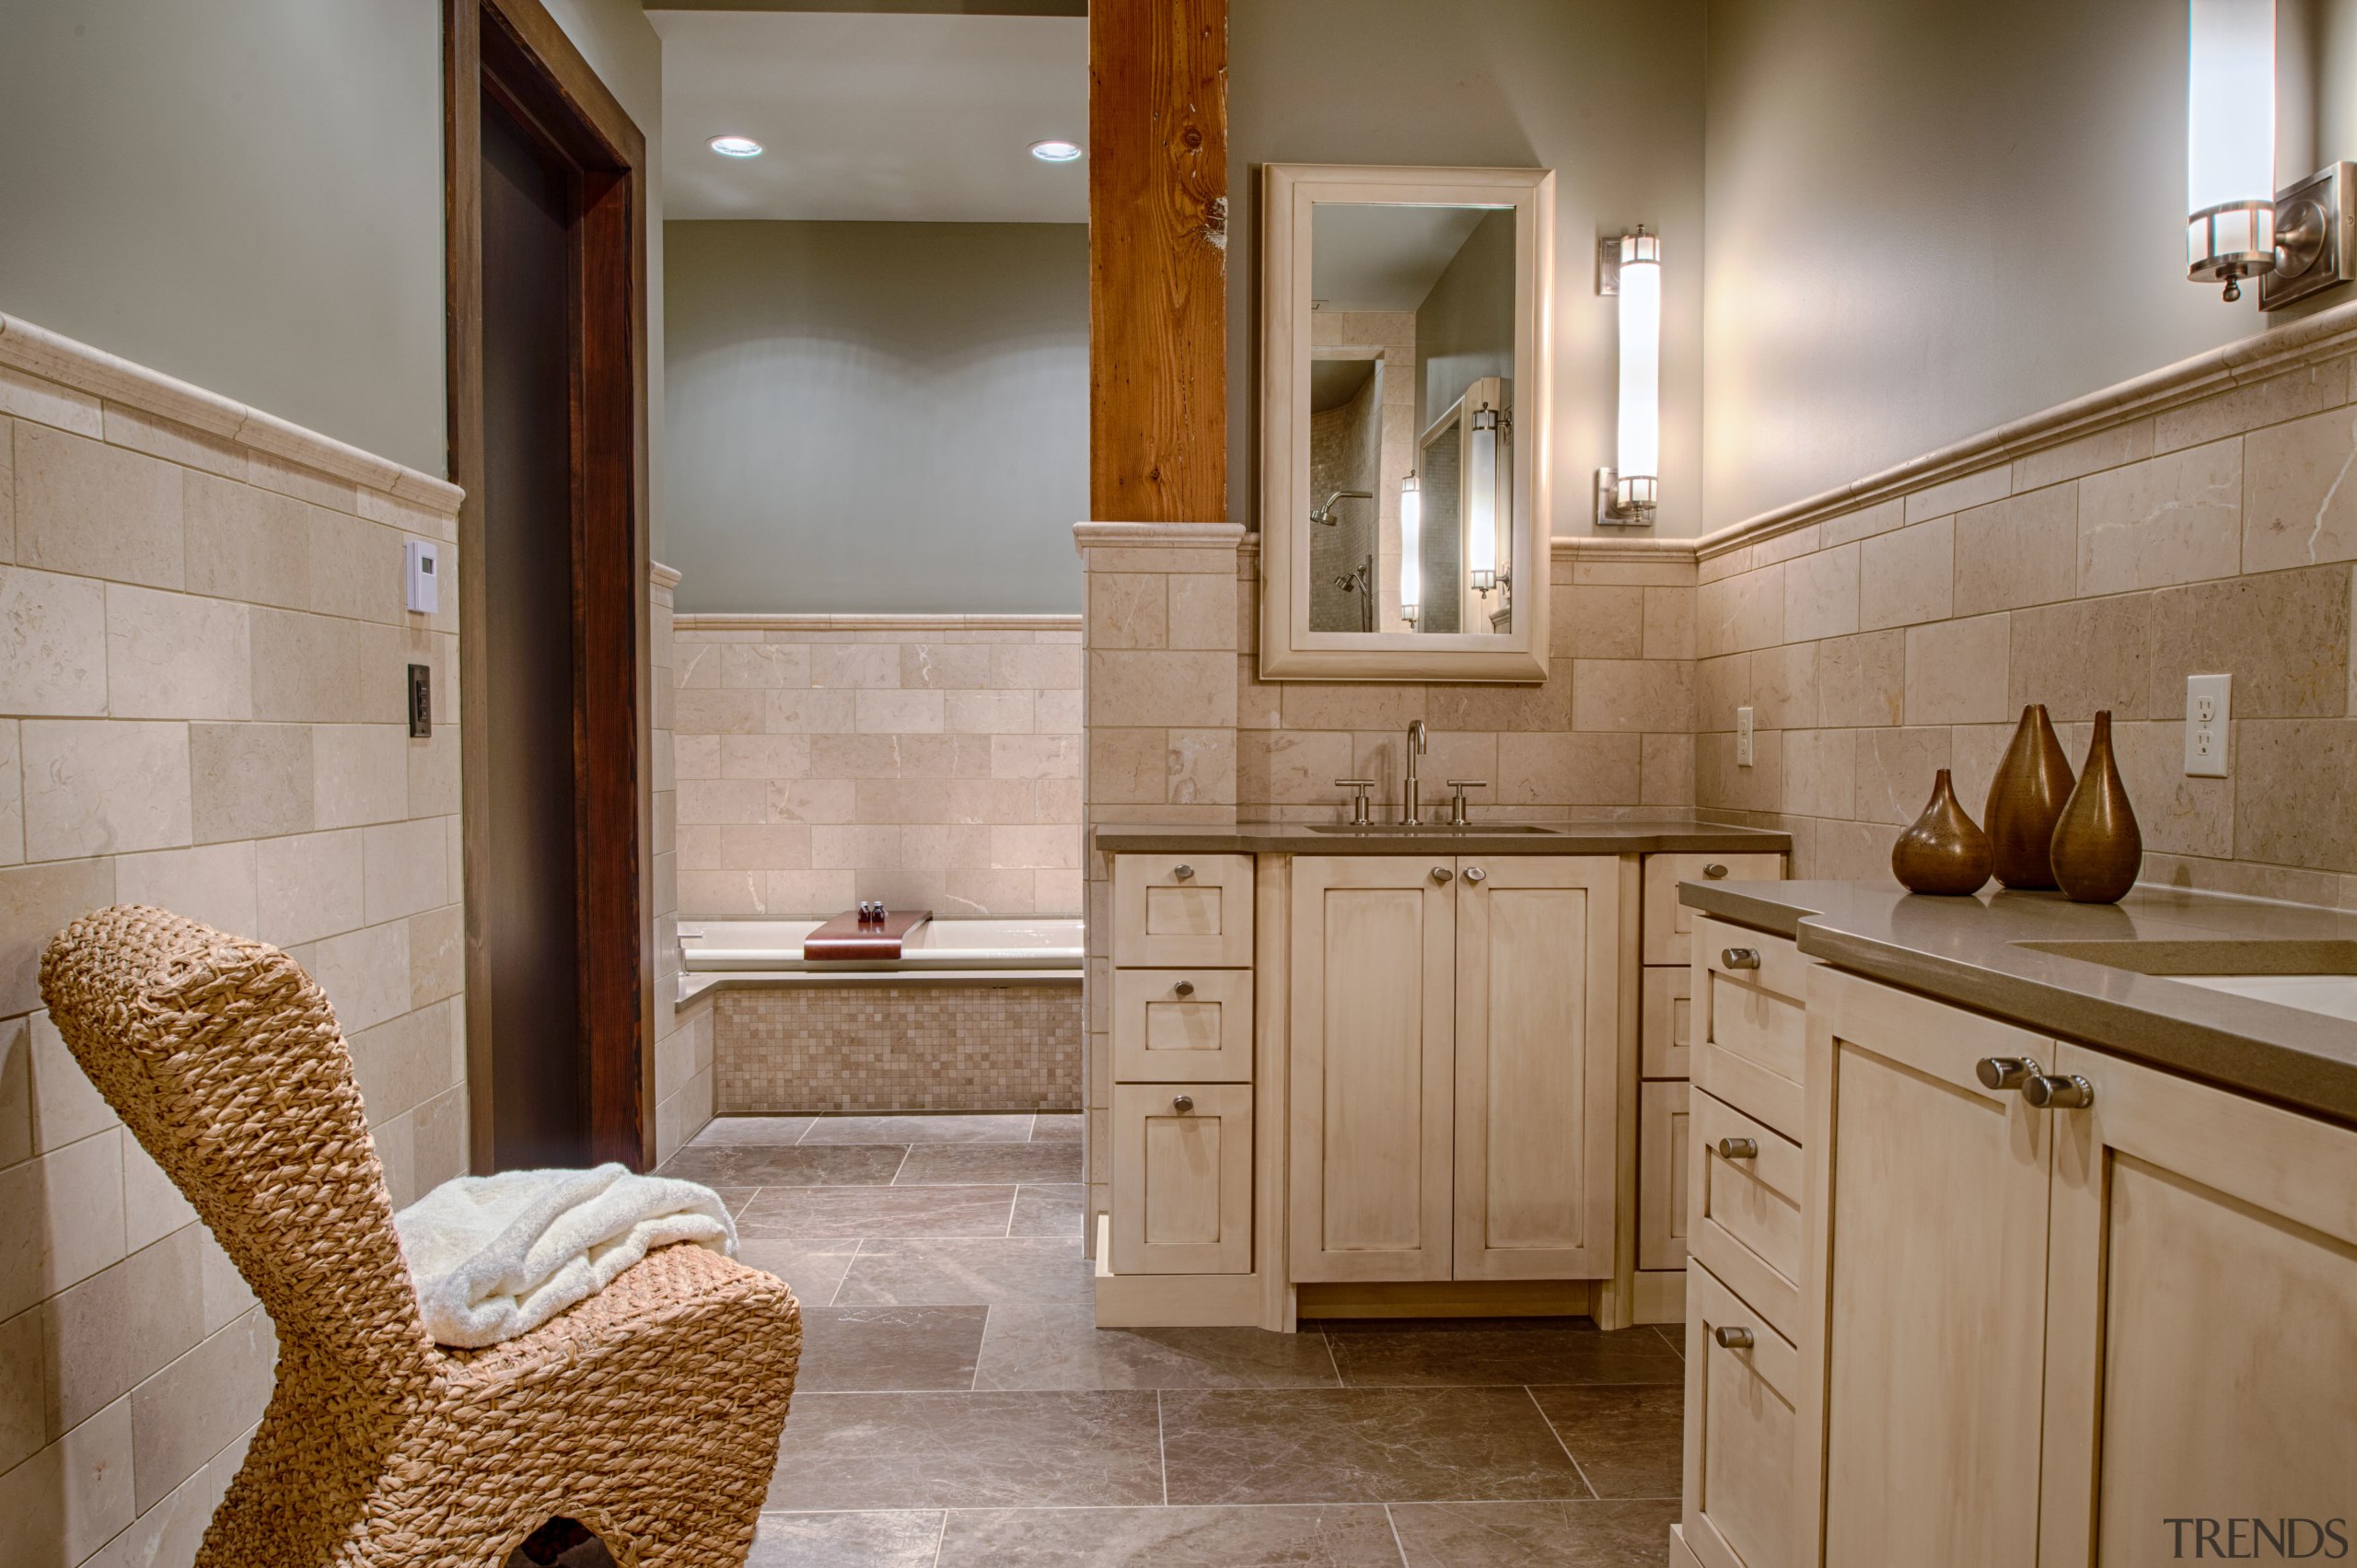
(447, 0, 655, 1171)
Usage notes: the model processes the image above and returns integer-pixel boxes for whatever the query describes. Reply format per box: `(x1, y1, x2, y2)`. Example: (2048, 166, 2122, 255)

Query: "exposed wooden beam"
(1088, 0, 1228, 523)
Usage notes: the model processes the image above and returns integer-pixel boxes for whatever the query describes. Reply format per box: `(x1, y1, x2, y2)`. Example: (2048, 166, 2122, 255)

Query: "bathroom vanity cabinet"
(1666, 881, 2357, 1568)
(1090, 825, 1789, 1331)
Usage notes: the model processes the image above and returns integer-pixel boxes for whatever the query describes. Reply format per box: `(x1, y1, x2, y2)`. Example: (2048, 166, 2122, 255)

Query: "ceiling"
(650, 9, 1088, 223)
(1309, 204, 1493, 312)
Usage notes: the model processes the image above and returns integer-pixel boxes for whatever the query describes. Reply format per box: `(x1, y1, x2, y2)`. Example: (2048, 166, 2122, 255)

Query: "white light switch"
(2184, 672, 2230, 777)
(1736, 706, 1756, 768)
(405, 540, 440, 615)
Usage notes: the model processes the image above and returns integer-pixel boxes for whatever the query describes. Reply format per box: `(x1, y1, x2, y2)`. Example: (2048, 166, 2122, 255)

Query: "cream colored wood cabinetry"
(1288, 854, 1620, 1283)
(1109, 854, 1255, 1280)
(1772, 965, 2357, 1567)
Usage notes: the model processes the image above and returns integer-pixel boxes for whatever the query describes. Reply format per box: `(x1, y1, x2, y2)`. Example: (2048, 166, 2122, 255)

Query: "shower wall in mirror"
(1261, 165, 1551, 681)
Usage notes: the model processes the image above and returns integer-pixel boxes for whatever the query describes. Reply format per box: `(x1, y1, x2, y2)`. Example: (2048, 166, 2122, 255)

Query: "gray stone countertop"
(1092, 819, 1794, 857)
(1683, 878, 2357, 1124)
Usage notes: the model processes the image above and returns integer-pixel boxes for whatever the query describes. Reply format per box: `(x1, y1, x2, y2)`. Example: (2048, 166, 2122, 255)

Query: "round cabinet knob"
(1721, 947, 1762, 970)
(1713, 1326, 1756, 1350)
(2023, 1074, 2096, 1110)
(1173, 980, 1195, 997)
(1431, 866, 1454, 883)
(1171, 864, 1195, 881)
(1463, 866, 1487, 883)
(1715, 1136, 1759, 1160)
(1171, 1094, 1194, 1113)
(1703, 863, 1730, 878)
(1974, 1056, 2040, 1092)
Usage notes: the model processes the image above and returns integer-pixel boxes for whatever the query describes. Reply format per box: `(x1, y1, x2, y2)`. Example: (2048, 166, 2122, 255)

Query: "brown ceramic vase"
(1984, 703, 2075, 889)
(2050, 710, 2142, 903)
(1891, 768, 1993, 896)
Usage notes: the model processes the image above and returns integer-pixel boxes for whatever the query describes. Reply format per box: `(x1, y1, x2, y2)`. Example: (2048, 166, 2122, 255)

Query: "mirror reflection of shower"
(1312, 489, 1373, 526)
(1330, 555, 1375, 633)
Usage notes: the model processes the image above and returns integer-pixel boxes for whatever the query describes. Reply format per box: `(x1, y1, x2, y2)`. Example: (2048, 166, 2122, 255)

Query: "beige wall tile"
(22, 719, 192, 860)
(0, 859, 117, 1016)
(1277, 681, 1423, 733)
(1954, 484, 2077, 616)
(2007, 595, 2155, 723)
(1089, 574, 1168, 649)
(722, 643, 811, 690)
(718, 734, 808, 781)
(302, 920, 412, 1035)
(760, 869, 857, 915)
(79, 1419, 250, 1568)
(1821, 497, 1904, 547)
(855, 688, 946, 733)
(674, 734, 722, 780)
(1572, 659, 1695, 734)
(811, 643, 901, 689)
(992, 643, 1081, 690)
(2146, 564, 2351, 718)
(2011, 419, 2154, 491)
(1497, 731, 1642, 806)
(771, 778, 858, 823)
(248, 610, 402, 725)
(2109, 719, 2235, 859)
(675, 689, 767, 736)
(14, 424, 184, 589)
(1853, 726, 1954, 824)
(2233, 718, 2357, 871)
(1642, 585, 1695, 660)
(900, 823, 992, 870)
(990, 824, 1079, 871)
(2076, 438, 2242, 594)
(1700, 561, 1785, 656)
(677, 778, 766, 826)
(1859, 517, 1955, 630)
(129, 1308, 273, 1514)
(1904, 464, 2008, 524)
(40, 1226, 204, 1434)
(1166, 574, 1236, 651)
(1237, 728, 1354, 807)
(1782, 542, 1859, 644)
(189, 722, 313, 843)
(1781, 727, 1855, 819)
(1089, 651, 1236, 728)
(28, 1011, 113, 1156)
(679, 869, 764, 916)
(305, 508, 400, 622)
(0, 1017, 29, 1169)
(362, 818, 447, 924)
(2243, 404, 2357, 571)
(675, 643, 722, 689)
(348, 997, 461, 1126)
(1946, 722, 2015, 817)
(900, 642, 992, 690)
(1749, 642, 1817, 730)
(1, 1130, 125, 1318)
(0, 364, 104, 438)
(310, 724, 410, 829)
(1422, 677, 1571, 735)
(0, 722, 21, 867)
(763, 688, 858, 734)
(252, 828, 364, 947)
(0, 567, 107, 717)
(0, 1300, 43, 1471)
(811, 824, 900, 871)
(114, 842, 258, 939)
(0, 1393, 134, 1567)
(1905, 612, 2010, 725)
(855, 778, 951, 825)
(946, 691, 1035, 735)
(1696, 653, 1749, 733)
(2155, 359, 2346, 452)
(1696, 729, 1782, 812)
(118, 1136, 196, 1254)
(409, 904, 463, 1011)
(1815, 818, 1901, 885)
(1553, 586, 1645, 658)
(943, 779, 1035, 824)
(1089, 727, 1166, 806)
(807, 734, 900, 780)
(1640, 731, 1696, 806)
(406, 727, 460, 819)
(1168, 727, 1237, 806)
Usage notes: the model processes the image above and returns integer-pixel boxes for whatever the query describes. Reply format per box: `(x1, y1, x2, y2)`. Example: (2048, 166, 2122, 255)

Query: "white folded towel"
(393, 1163, 737, 1348)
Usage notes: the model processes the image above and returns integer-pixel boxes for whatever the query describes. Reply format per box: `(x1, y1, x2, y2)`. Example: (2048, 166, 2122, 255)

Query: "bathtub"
(680, 917, 1084, 973)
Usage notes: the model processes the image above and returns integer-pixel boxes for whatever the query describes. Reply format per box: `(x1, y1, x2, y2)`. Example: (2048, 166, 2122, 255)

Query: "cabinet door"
(1639, 1079, 1691, 1272)
(1110, 1082, 1253, 1274)
(1643, 852, 1782, 965)
(1684, 1262, 1798, 1568)
(1804, 968, 2052, 1568)
(2036, 1043, 2357, 1568)
(1288, 855, 1455, 1282)
(1450, 854, 1620, 1279)
(1112, 854, 1254, 967)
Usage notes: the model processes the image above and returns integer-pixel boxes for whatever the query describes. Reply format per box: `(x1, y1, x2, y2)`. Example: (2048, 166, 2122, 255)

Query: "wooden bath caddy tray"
(801, 909, 933, 961)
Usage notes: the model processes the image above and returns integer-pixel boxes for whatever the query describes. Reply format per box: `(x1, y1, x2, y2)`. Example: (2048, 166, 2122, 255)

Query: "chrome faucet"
(1403, 720, 1428, 824)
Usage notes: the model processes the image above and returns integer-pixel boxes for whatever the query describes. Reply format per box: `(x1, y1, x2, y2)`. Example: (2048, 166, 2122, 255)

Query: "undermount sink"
(1307, 822, 1563, 834)
(2014, 939, 2357, 1025)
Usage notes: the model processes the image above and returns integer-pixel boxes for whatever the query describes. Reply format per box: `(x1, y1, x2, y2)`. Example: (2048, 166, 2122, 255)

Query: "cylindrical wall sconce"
(1399, 470, 1421, 627)
(2187, 0, 2277, 300)
(1597, 226, 1660, 526)
(1469, 407, 1500, 595)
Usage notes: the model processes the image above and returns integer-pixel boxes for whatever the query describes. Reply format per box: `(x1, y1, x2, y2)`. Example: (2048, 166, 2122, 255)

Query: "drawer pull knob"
(1172, 864, 1195, 880)
(1713, 1326, 1756, 1350)
(1721, 947, 1761, 970)
(1463, 866, 1487, 883)
(1173, 980, 1195, 997)
(1703, 862, 1729, 878)
(2023, 1073, 2096, 1110)
(1171, 1094, 1194, 1113)
(1974, 1056, 2040, 1092)
(1431, 865, 1454, 883)
(1716, 1136, 1759, 1160)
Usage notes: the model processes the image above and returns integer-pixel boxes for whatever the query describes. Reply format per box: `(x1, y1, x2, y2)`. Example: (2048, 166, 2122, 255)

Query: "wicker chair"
(40, 905, 801, 1568)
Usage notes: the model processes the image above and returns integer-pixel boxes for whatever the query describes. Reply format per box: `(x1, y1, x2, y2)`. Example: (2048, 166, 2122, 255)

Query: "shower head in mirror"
(1311, 489, 1374, 526)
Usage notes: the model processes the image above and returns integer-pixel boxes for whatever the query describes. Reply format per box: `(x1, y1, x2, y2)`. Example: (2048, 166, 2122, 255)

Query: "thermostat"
(405, 540, 440, 614)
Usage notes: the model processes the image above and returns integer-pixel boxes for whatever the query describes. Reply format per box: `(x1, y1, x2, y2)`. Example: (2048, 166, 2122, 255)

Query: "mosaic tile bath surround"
(714, 982, 1083, 1113)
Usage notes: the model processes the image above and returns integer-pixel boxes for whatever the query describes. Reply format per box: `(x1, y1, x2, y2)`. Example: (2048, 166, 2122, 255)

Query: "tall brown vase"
(2049, 710, 2142, 903)
(1891, 768, 1993, 895)
(1985, 703, 2075, 889)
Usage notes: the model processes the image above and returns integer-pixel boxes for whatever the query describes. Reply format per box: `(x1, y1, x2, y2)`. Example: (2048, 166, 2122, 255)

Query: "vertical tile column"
(647, 562, 714, 1162)
(1075, 521, 1244, 1249)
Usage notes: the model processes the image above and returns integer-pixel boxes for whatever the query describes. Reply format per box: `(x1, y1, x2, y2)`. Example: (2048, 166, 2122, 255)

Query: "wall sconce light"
(2187, 0, 2277, 301)
(1469, 405, 1505, 597)
(1597, 226, 1660, 527)
(1399, 470, 1421, 627)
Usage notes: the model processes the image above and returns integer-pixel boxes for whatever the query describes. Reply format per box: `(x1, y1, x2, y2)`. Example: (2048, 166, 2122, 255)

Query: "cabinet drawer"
(1689, 1091, 1803, 1334)
(1684, 1262, 1798, 1568)
(1694, 916, 1808, 1003)
(1113, 854, 1254, 968)
(1643, 852, 1782, 965)
(1642, 964, 1693, 1078)
(1110, 1082, 1252, 1274)
(1112, 969, 1253, 1083)
(1692, 919, 1809, 1140)
(1639, 1080, 1691, 1270)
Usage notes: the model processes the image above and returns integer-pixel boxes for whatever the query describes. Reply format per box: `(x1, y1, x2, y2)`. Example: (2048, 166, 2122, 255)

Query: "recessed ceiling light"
(1029, 139, 1084, 164)
(709, 135, 763, 158)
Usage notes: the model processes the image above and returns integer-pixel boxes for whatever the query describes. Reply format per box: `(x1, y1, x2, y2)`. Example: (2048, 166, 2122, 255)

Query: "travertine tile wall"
(1691, 354, 2357, 908)
(648, 565, 714, 1164)
(0, 318, 466, 1568)
(1074, 524, 1700, 1248)
(670, 615, 1083, 919)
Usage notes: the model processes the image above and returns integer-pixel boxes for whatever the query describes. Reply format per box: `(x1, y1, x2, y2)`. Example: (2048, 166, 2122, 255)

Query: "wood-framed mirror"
(1258, 163, 1553, 681)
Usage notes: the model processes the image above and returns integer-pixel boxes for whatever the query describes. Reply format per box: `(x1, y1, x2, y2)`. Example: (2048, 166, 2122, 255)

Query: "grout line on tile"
(929, 1507, 949, 1568)
(1523, 1384, 1602, 1501)
(1383, 1502, 1412, 1566)
(1156, 1388, 1169, 1507)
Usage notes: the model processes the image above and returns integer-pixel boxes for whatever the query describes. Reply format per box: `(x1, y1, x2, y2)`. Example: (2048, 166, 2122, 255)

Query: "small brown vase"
(2050, 710, 2142, 903)
(1891, 768, 1994, 895)
(1985, 703, 2075, 889)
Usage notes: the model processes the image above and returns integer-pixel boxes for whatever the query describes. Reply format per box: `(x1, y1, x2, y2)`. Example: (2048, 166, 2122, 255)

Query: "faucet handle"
(1334, 779, 1376, 826)
(1444, 780, 1489, 827)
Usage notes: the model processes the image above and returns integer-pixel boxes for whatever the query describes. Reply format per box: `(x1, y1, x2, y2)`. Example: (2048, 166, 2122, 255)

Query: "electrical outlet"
(1736, 706, 1755, 768)
(2184, 672, 2229, 777)
(408, 663, 433, 738)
